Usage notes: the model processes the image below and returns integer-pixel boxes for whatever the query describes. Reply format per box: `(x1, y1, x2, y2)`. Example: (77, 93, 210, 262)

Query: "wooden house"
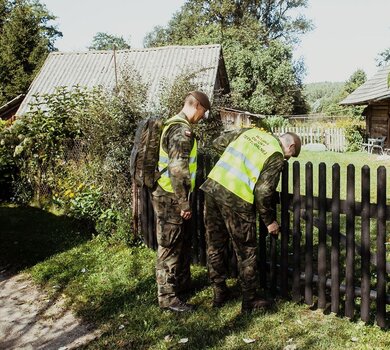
(340, 64, 390, 147)
(16, 45, 230, 117)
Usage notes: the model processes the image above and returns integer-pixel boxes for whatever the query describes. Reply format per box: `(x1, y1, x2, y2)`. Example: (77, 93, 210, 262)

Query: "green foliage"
(376, 47, 390, 66)
(3, 65, 220, 241)
(7, 86, 98, 203)
(88, 32, 131, 50)
(337, 117, 365, 152)
(304, 70, 367, 117)
(227, 39, 299, 114)
(144, 0, 312, 47)
(0, 119, 18, 200)
(304, 82, 344, 112)
(155, 68, 224, 152)
(144, 0, 311, 115)
(0, 0, 62, 105)
(262, 115, 291, 130)
(154, 69, 199, 118)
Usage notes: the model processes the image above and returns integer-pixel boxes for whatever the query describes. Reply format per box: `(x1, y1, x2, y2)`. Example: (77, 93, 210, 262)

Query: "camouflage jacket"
(152, 112, 195, 211)
(200, 128, 284, 226)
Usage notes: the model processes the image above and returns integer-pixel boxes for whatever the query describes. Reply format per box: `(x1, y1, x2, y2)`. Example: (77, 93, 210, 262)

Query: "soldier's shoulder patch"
(184, 130, 192, 137)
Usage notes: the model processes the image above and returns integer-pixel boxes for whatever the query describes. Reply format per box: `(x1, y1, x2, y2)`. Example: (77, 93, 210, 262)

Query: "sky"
(40, 0, 390, 84)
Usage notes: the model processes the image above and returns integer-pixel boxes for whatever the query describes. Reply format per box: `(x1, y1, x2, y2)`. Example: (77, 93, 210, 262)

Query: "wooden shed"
(219, 107, 265, 130)
(340, 64, 390, 147)
(0, 94, 24, 122)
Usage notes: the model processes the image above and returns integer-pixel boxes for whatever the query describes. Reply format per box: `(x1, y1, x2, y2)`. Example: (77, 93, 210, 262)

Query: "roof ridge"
(50, 44, 222, 56)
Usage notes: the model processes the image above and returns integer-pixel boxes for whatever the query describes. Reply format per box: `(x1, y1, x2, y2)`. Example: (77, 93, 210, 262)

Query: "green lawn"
(0, 205, 387, 349)
(2, 150, 390, 349)
(284, 150, 390, 202)
(26, 235, 390, 350)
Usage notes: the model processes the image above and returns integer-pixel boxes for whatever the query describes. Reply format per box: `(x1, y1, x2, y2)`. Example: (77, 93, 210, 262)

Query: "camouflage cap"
(189, 91, 211, 111)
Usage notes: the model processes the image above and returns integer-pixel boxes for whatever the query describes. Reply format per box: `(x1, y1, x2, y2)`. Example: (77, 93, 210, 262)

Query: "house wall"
(367, 101, 390, 147)
(0, 104, 20, 121)
(219, 110, 251, 130)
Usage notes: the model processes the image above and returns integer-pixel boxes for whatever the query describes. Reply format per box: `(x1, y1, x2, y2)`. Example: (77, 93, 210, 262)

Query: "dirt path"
(0, 273, 101, 350)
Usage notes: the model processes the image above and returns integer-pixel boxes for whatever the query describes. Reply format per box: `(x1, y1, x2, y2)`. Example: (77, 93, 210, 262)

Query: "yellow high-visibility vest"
(208, 129, 282, 203)
(157, 116, 197, 193)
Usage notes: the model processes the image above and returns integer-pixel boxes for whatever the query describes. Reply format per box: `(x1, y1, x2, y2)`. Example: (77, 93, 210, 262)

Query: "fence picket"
(345, 165, 356, 319)
(331, 164, 341, 314)
(376, 166, 387, 328)
(292, 161, 301, 302)
(318, 163, 327, 309)
(305, 162, 314, 305)
(273, 126, 346, 152)
(361, 166, 370, 322)
(280, 162, 290, 298)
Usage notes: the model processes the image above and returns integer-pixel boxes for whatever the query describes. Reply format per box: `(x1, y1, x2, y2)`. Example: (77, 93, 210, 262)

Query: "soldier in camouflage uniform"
(200, 128, 301, 312)
(152, 91, 211, 312)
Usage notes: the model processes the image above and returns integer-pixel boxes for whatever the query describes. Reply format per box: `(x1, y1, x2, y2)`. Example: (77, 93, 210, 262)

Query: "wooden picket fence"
(133, 156, 389, 328)
(273, 126, 346, 152)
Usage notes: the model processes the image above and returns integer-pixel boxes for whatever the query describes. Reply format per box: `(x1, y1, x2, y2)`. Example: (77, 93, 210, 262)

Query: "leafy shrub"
(262, 115, 291, 131)
(0, 120, 19, 201)
(336, 117, 365, 151)
(5, 65, 226, 243)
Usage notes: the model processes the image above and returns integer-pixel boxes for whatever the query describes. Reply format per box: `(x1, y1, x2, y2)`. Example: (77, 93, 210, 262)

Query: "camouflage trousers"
(204, 194, 258, 296)
(152, 195, 191, 307)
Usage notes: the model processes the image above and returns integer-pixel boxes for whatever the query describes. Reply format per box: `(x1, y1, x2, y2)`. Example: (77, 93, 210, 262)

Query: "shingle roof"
(340, 64, 390, 105)
(17, 45, 226, 115)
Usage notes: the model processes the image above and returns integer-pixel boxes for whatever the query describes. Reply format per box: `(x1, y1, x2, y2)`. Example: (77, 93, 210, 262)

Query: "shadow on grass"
(0, 205, 94, 274)
(74, 266, 279, 350)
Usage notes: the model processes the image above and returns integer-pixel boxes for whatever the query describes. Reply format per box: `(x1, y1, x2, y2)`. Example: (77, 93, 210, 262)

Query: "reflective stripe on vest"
(157, 116, 197, 193)
(208, 129, 282, 203)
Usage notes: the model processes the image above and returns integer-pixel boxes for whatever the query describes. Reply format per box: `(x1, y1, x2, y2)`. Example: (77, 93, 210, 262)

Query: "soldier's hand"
(180, 209, 192, 220)
(267, 221, 279, 235)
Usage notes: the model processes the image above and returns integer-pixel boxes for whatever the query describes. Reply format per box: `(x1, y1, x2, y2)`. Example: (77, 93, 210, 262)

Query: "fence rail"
(272, 126, 346, 152)
(133, 156, 389, 328)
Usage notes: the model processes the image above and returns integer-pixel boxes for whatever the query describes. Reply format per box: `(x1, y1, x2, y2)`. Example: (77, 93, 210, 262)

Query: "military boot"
(241, 292, 274, 313)
(163, 297, 195, 312)
(212, 283, 230, 308)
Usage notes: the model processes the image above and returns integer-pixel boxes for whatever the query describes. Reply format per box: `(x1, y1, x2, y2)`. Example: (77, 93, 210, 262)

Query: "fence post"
(345, 164, 356, 319)
(258, 218, 267, 289)
(331, 164, 340, 314)
(280, 162, 290, 298)
(305, 162, 313, 305)
(318, 163, 327, 309)
(360, 165, 370, 322)
(292, 161, 301, 302)
(376, 166, 387, 328)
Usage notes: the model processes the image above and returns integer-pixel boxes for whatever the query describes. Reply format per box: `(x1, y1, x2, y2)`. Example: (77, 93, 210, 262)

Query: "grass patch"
(27, 236, 390, 350)
(2, 150, 390, 349)
(0, 204, 94, 272)
(286, 150, 390, 202)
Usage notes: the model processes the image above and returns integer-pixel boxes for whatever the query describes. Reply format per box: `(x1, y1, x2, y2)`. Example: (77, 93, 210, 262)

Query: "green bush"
(337, 117, 365, 152)
(5, 65, 224, 243)
(0, 119, 19, 201)
(262, 115, 291, 131)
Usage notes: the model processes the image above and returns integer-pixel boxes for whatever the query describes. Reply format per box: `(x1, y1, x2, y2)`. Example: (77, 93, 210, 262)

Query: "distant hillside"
(304, 82, 344, 112)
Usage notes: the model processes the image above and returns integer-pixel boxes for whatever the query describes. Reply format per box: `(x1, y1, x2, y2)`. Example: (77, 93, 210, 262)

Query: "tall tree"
(376, 47, 390, 67)
(0, 0, 62, 106)
(144, 0, 312, 115)
(88, 32, 131, 51)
